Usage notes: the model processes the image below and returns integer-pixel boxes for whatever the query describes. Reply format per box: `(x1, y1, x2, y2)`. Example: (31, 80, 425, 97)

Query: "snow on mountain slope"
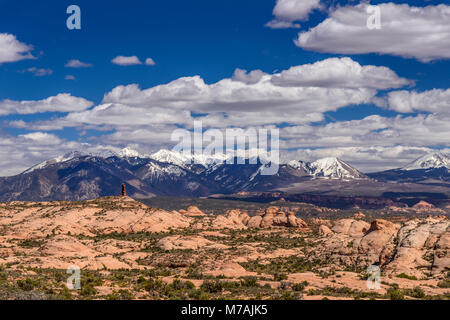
(287, 160, 311, 172)
(139, 162, 187, 180)
(309, 157, 368, 180)
(22, 148, 147, 174)
(22, 151, 87, 174)
(402, 152, 450, 171)
(150, 149, 189, 167)
(116, 147, 146, 158)
(150, 149, 228, 168)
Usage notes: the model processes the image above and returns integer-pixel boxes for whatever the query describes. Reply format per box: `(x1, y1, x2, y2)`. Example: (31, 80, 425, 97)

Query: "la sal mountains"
(367, 152, 450, 184)
(0, 148, 448, 201)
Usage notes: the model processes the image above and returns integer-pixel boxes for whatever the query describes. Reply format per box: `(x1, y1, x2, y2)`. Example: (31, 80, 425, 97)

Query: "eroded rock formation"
(247, 207, 309, 229)
(179, 205, 207, 216)
(312, 217, 449, 278)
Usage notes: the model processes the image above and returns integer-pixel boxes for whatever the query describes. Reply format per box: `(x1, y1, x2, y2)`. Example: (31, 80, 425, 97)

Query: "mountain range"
(367, 152, 450, 184)
(0, 149, 448, 201)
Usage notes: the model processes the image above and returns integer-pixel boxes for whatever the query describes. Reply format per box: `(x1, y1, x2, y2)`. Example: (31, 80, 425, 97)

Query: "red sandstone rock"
(412, 201, 435, 210)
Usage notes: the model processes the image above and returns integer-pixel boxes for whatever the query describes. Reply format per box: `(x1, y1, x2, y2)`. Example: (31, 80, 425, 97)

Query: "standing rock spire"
(121, 183, 127, 196)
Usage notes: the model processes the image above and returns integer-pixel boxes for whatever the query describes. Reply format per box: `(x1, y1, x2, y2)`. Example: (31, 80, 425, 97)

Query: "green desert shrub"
(184, 281, 196, 290)
(80, 284, 97, 297)
(189, 289, 210, 300)
(437, 279, 450, 289)
(240, 276, 259, 287)
(200, 280, 224, 293)
(387, 287, 404, 300)
(143, 278, 166, 292)
(17, 278, 37, 291)
(58, 286, 73, 300)
(169, 279, 196, 291)
(292, 281, 308, 292)
(273, 273, 288, 281)
(396, 273, 418, 280)
(405, 286, 425, 299)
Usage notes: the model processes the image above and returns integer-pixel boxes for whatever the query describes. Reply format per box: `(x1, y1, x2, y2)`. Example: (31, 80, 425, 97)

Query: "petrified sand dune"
(331, 219, 370, 236)
(208, 206, 309, 230)
(318, 225, 332, 236)
(204, 262, 257, 278)
(179, 205, 207, 216)
(212, 209, 250, 229)
(157, 235, 216, 251)
(0, 196, 191, 239)
(0, 195, 448, 299)
(412, 201, 435, 210)
(0, 197, 193, 270)
(314, 217, 449, 278)
(411, 201, 445, 214)
(247, 207, 309, 229)
(309, 218, 332, 227)
(39, 235, 98, 258)
(382, 217, 449, 277)
(353, 212, 366, 219)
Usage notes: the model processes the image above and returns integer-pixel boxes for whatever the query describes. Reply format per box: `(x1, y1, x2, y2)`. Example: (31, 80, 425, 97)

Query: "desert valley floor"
(0, 196, 448, 300)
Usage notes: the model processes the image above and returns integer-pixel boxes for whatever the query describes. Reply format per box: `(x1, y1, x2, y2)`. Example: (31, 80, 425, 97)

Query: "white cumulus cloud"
(270, 57, 410, 89)
(111, 55, 142, 66)
(30, 57, 410, 131)
(295, 3, 450, 62)
(0, 93, 94, 116)
(266, 0, 322, 29)
(65, 59, 92, 68)
(387, 89, 450, 114)
(145, 58, 156, 66)
(0, 33, 34, 64)
(232, 68, 267, 84)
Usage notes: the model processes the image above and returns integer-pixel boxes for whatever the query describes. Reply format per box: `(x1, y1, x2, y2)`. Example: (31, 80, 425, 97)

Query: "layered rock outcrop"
(353, 212, 366, 219)
(212, 209, 250, 229)
(412, 201, 435, 210)
(210, 206, 309, 230)
(331, 219, 370, 236)
(382, 217, 449, 277)
(318, 225, 332, 236)
(247, 207, 308, 229)
(313, 217, 449, 278)
(179, 205, 207, 216)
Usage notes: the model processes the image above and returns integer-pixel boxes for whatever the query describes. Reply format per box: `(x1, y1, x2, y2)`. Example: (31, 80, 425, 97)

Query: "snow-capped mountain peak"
(22, 148, 147, 175)
(22, 152, 83, 174)
(116, 147, 144, 158)
(150, 149, 190, 167)
(402, 152, 450, 171)
(150, 149, 228, 168)
(287, 160, 310, 171)
(309, 157, 367, 180)
(285, 157, 367, 180)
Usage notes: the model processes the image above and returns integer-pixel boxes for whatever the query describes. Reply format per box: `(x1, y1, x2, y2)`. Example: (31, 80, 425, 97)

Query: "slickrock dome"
(157, 235, 215, 251)
(318, 225, 333, 236)
(368, 219, 397, 232)
(353, 212, 366, 219)
(314, 217, 449, 278)
(247, 206, 309, 229)
(179, 205, 207, 216)
(212, 209, 250, 230)
(331, 219, 370, 236)
(412, 200, 435, 210)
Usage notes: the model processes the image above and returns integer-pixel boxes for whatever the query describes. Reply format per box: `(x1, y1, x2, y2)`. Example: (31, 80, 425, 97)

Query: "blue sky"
(0, 0, 449, 175)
